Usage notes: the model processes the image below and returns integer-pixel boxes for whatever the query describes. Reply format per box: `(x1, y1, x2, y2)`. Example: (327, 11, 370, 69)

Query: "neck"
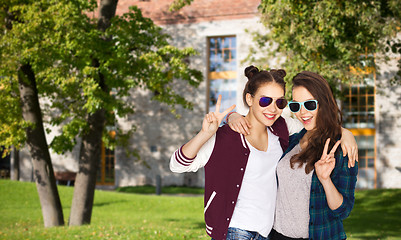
(245, 114, 267, 137)
(244, 113, 269, 152)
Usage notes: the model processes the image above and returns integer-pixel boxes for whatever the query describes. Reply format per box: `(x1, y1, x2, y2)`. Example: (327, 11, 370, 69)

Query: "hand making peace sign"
(202, 95, 236, 135)
(315, 138, 341, 182)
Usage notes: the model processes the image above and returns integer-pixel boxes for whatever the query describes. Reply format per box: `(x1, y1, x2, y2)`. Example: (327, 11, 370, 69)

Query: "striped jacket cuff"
(174, 145, 196, 166)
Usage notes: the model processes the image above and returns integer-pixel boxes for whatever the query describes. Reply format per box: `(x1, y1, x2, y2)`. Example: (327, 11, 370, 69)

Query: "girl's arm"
(340, 128, 358, 167)
(315, 139, 344, 210)
(227, 111, 359, 166)
(170, 95, 235, 173)
(226, 110, 303, 136)
(315, 139, 358, 217)
(226, 112, 251, 135)
(183, 95, 235, 157)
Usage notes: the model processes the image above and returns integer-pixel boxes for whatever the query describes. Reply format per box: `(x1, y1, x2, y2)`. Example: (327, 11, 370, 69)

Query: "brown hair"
(289, 71, 342, 174)
(243, 65, 286, 107)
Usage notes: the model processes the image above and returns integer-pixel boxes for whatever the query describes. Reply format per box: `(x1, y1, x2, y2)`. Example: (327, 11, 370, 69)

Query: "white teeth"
(264, 114, 275, 118)
(302, 117, 312, 121)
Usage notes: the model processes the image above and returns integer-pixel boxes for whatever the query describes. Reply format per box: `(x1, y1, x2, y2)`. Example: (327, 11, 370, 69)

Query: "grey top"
(273, 144, 314, 238)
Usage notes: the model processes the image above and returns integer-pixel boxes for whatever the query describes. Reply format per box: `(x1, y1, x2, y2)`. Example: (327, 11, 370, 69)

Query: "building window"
(207, 36, 237, 112)
(352, 131, 376, 189)
(342, 55, 376, 188)
(97, 131, 115, 185)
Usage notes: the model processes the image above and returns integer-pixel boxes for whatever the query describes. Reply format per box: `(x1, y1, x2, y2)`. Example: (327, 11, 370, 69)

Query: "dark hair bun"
(270, 69, 286, 78)
(245, 65, 259, 79)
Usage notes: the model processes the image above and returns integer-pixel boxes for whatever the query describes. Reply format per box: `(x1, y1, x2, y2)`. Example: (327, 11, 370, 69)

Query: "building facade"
(12, 0, 401, 189)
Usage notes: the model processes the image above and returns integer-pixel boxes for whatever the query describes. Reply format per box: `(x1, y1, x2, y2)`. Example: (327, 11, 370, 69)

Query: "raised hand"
(202, 95, 236, 135)
(315, 139, 341, 182)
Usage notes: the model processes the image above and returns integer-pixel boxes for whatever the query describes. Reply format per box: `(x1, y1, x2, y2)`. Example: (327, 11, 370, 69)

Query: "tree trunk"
(18, 64, 64, 227)
(10, 146, 19, 181)
(68, 108, 105, 225)
(68, 0, 117, 226)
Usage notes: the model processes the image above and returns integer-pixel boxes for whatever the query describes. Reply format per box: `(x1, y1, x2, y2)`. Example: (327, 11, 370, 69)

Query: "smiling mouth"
(302, 116, 313, 123)
(264, 113, 276, 120)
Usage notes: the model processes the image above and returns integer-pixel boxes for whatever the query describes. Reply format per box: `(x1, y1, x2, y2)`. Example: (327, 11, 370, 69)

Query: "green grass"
(0, 180, 206, 239)
(344, 189, 401, 239)
(115, 185, 204, 195)
(0, 180, 401, 239)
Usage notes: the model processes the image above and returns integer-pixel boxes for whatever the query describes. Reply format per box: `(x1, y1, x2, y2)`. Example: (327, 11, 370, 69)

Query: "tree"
(247, 0, 401, 91)
(0, 0, 202, 227)
(68, 0, 116, 226)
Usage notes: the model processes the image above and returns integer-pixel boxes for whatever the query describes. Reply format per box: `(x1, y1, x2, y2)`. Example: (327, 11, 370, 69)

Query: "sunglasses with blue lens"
(288, 100, 318, 113)
(259, 97, 288, 109)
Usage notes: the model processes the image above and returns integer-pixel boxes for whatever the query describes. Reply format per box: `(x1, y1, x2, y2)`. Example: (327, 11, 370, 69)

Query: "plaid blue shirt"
(284, 129, 358, 240)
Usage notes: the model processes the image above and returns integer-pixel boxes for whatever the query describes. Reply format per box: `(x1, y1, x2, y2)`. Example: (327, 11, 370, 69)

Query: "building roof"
(116, 0, 260, 25)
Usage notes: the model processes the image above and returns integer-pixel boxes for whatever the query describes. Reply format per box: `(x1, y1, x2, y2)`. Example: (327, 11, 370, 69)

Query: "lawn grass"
(115, 185, 204, 195)
(0, 179, 401, 239)
(0, 180, 206, 239)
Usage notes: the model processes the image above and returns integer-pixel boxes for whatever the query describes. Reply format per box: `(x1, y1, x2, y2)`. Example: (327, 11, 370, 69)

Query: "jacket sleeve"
(330, 153, 358, 219)
(169, 133, 216, 173)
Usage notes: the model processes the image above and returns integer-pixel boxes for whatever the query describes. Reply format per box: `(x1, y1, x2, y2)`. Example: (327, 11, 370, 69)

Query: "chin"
(265, 117, 279, 127)
(304, 124, 316, 131)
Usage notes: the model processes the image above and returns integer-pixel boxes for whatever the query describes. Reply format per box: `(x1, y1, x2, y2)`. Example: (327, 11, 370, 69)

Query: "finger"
(329, 140, 341, 155)
(239, 122, 250, 135)
(235, 125, 247, 135)
(348, 146, 354, 167)
(244, 118, 252, 129)
(353, 146, 359, 162)
(355, 148, 359, 163)
(350, 147, 355, 167)
(208, 113, 214, 123)
(327, 152, 334, 159)
(205, 113, 211, 123)
(210, 112, 217, 122)
(349, 147, 358, 168)
(237, 123, 249, 135)
(321, 138, 331, 159)
(215, 95, 222, 113)
(222, 104, 236, 117)
(341, 141, 347, 157)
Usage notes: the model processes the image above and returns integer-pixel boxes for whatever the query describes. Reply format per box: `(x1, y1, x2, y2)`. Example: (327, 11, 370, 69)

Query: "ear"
(246, 93, 254, 107)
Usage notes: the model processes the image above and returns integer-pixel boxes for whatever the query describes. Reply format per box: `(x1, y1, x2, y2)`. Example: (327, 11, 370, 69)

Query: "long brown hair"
(290, 71, 342, 174)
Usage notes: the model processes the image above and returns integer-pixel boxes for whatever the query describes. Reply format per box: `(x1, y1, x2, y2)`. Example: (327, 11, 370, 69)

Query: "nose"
(300, 104, 308, 114)
(267, 100, 278, 112)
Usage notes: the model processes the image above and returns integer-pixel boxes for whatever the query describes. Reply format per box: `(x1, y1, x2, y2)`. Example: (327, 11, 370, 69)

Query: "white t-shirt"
(229, 128, 283, 237)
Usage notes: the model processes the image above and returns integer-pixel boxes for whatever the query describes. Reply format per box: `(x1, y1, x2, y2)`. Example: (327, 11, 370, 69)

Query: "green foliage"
(168, 0, 194, 11)
(0, 0, 202, 153)
(250, 0, 401, 95)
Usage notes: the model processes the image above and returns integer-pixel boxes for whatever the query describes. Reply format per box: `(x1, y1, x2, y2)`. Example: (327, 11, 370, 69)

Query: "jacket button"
(232, 201, 235, 204)
(244, 153, 248, 156)
(226, 218, 230, 221)
(236, 184, 239, 188)
(240, 168, 244, 171)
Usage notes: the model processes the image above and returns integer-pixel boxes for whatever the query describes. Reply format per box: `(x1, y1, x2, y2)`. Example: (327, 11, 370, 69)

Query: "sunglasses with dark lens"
(259, 97, 288, 109)
(288, 100, 318, 113)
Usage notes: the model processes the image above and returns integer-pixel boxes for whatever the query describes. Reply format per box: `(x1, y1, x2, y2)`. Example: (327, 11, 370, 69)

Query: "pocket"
(204, 191, 216, 213)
